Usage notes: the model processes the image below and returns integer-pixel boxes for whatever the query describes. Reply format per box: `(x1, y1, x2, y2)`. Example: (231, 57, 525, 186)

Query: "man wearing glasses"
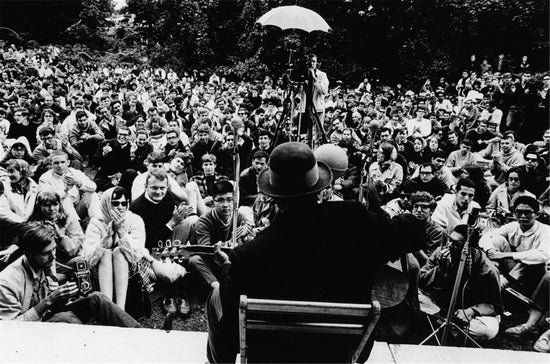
(188, 181, 253, 292)
(94, 126, 135, 191)
(410, 191, 446, 266)
(479, 196, 550, 337)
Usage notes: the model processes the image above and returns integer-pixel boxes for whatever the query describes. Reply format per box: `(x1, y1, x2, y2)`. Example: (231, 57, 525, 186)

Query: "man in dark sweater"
(408, 162, 452, 199)
(129, 169, 194, 251)
(206, 142, 426, 363)
(239, 150, 268, 206)
(188, 180, 253, 292)
(94, 126, 135, 191)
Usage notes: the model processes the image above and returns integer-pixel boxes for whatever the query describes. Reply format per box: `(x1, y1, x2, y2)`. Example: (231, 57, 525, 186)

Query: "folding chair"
(238, 295, 381, 363)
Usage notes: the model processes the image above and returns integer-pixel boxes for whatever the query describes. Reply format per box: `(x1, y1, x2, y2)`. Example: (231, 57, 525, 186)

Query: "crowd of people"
(0, 43, 549, 360)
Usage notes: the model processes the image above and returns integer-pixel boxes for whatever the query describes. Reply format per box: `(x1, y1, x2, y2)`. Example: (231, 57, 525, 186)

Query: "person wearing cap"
(314, 143, 349, 202)
(205, 142, 426, 363)
(190, 153, 228, 206)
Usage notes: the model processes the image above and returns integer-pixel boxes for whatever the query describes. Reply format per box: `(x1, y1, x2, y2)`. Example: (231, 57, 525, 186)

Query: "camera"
(73, 259, 93, 295)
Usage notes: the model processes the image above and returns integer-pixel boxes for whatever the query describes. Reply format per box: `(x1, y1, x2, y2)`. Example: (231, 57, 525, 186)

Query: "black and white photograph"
(0, 0, 548, 362)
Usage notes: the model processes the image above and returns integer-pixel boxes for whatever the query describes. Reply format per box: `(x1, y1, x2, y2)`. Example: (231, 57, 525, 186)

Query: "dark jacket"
(213, 201, 426, 363)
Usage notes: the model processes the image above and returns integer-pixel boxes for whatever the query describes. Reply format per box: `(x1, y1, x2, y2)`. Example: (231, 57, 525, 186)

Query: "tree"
(64, 0, 115, 49)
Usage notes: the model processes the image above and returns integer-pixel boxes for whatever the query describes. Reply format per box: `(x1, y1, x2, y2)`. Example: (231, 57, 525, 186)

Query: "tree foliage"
(1, 0, 548, 86)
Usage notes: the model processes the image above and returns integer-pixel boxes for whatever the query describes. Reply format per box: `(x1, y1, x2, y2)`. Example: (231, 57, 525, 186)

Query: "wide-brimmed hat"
(258, 142, 332, 198)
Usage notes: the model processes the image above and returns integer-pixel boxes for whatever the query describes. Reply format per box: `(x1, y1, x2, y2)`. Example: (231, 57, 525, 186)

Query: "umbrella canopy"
(256, 5, 331, 33)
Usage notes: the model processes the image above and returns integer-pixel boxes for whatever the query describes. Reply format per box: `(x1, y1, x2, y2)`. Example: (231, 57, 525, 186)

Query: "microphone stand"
(231, 126, 241, 248)
(358, 128, 378, 204)
(420, 223, 482, 348)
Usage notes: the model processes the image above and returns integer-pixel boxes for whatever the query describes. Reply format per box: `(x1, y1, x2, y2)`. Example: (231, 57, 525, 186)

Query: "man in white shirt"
(432, 178, 480, 234)
(405, 107, 432, 137)
(38, 151, 100, 220)
(479, 196, 550, 338)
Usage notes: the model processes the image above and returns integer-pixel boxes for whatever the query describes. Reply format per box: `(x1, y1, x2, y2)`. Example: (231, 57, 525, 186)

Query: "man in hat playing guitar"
(205, 142, 427, 363)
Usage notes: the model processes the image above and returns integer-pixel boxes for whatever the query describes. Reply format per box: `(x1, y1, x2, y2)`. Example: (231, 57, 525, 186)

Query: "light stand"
(358, 125, 378, 204)
(420, 210, 482, 348)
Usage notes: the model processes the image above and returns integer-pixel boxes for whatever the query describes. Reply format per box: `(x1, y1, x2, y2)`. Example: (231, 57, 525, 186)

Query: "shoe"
(162, 297, 177, 314)
(534, 330, 550, 353)
(504, 324, 538, 337)
(176, 297, 190, 318)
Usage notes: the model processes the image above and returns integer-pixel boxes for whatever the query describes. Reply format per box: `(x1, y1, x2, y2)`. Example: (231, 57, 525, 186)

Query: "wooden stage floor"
(1, 321, 547, 363)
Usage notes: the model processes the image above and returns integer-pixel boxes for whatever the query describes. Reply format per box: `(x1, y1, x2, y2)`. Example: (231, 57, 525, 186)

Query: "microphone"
(467, 206, 480, 226)
(368, 119, 381, 134)
(231, 116, 245, 136)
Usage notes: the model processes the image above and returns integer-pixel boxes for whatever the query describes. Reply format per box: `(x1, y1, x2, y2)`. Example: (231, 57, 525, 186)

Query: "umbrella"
(256, 5, 331, 33)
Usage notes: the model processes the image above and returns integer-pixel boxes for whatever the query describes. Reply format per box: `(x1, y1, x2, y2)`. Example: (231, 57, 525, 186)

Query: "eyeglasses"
(111, 201, 128, 207)
(214, 197, 233, 204)
(412, 203, 431, 210)
(514, 209, 534, 217)
(526, 158, 538, 162)
(419, 171, 434, 175)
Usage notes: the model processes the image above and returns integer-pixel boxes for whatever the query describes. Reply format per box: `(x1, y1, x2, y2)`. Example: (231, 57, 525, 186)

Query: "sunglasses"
(514, 209, 534, 217)
(111, 201, 128, 207)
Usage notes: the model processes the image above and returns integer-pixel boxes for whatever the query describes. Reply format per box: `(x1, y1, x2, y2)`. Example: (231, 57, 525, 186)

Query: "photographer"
(419, 224, 502, 341)
(0, 223, 141, 327)
(297, 54, 329, 143)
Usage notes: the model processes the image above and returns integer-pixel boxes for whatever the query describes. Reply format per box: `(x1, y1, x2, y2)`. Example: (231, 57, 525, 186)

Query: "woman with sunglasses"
(29, 190, 84, 264)
(486, 166, 535, 223)
(82, 186, 188, 310)
(82, 186, 148, 309)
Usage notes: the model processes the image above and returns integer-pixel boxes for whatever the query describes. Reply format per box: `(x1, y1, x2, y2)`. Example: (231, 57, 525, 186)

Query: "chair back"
(238, 295, 381, 363)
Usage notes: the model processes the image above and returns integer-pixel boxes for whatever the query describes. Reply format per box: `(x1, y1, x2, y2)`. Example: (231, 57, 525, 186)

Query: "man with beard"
(419, 224, 502, 341)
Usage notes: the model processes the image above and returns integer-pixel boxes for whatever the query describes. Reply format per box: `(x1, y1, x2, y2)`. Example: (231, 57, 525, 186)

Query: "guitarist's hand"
(214, 242, 230, 265)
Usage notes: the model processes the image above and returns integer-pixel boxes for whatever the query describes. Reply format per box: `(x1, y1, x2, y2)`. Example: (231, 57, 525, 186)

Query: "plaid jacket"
(190, 173, 229, 199)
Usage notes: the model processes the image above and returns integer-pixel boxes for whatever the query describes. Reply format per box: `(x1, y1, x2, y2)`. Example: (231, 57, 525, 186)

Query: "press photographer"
(419, 224, 502, 341)
(0, 223, 141, 327)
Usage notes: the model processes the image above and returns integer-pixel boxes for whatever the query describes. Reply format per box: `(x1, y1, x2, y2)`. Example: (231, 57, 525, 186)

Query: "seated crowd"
(0, 44, 549, 355)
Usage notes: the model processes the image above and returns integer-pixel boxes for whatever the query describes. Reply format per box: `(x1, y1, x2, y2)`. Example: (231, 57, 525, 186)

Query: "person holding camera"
(0, 223, 141, 327)
(419, 224, 502, 341)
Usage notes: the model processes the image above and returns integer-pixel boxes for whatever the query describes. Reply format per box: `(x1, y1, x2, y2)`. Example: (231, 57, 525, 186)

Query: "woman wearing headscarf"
(29, 190, 84, 263)
(0, 159, 38, 223)
(82, 186, 148, 309)
(0, 138, 35, 168)
(82, 186, 188, 309)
